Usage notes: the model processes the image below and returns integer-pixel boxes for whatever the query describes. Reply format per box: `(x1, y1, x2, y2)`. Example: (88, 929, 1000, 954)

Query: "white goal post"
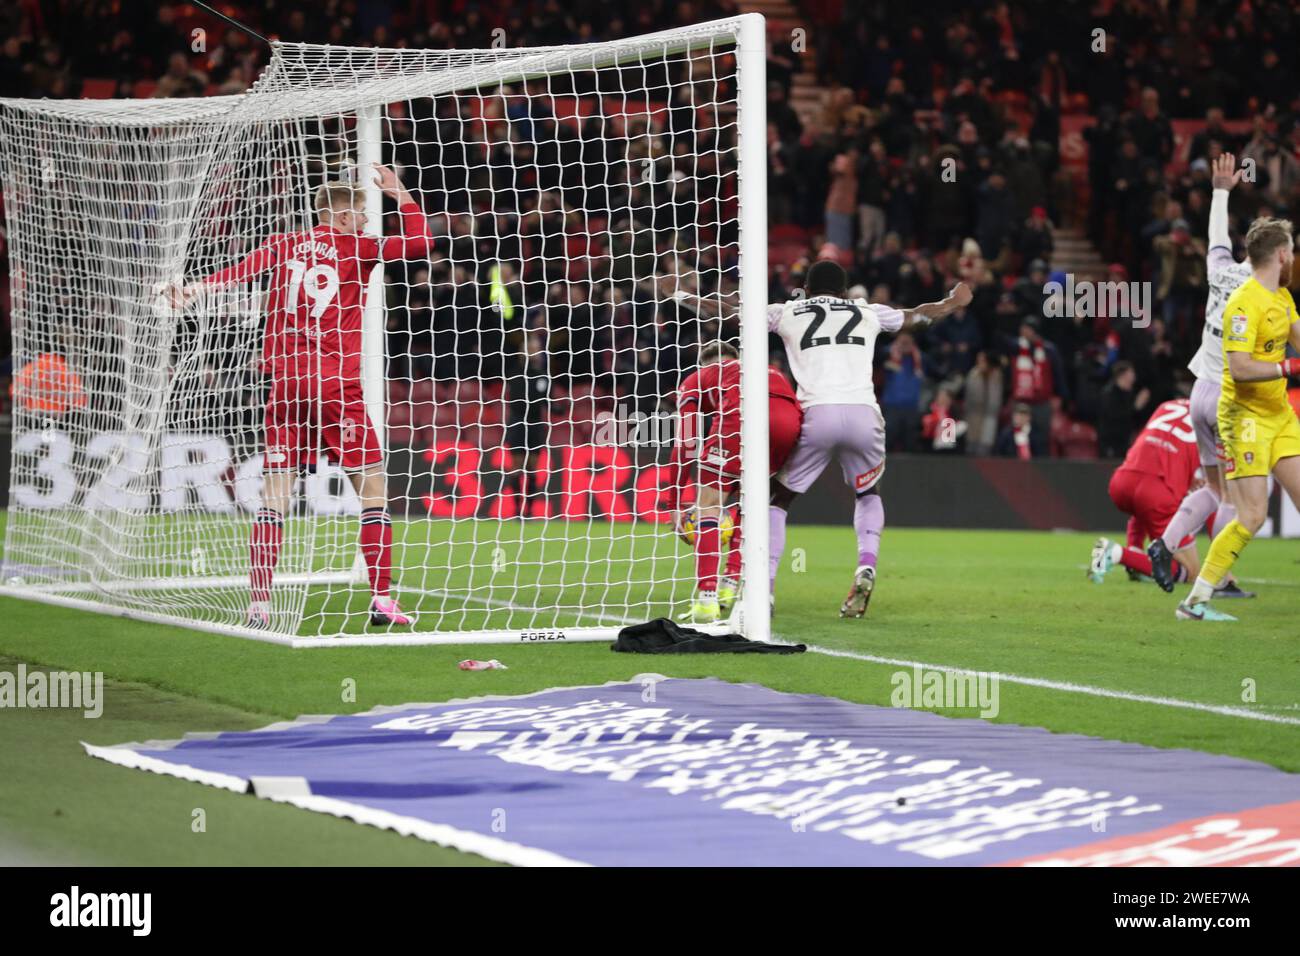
(0, 14, 770, 648)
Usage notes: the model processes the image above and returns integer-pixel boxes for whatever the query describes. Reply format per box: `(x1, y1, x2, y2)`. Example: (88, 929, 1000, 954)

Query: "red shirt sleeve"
(203, 234, 286, 286)
(372, 202, 434, 263)
(668, 368, 706, 503)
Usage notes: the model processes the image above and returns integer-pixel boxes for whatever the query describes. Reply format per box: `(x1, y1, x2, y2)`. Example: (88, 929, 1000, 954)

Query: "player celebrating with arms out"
(167, 164, 433, 629)
(768, 260, 972, 617)
(1176, 217, 1300, 621)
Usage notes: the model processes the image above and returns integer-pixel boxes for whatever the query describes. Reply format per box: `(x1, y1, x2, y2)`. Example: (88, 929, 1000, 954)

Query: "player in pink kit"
(169, 164, 433, 628)
(768, 260, 972, 617)
(1145, 153, 1254, 598)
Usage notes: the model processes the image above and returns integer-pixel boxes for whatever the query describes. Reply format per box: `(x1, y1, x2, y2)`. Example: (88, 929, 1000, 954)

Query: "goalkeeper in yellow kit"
(1177, 218, 1300, 620)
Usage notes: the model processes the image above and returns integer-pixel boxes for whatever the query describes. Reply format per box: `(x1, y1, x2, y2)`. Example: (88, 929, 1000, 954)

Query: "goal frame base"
(0, 582, 739, 648)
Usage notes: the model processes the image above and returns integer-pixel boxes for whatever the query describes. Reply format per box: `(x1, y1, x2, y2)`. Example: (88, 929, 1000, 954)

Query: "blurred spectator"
(1016, 207, 1053, 266)
(10, 352, 86, 417)
(1187, 107, 1239, 161)
(880, 331, 926, 453)
(25, 41, 78, 97)
(1005, 317, 1064, 450)
(921, 385, 967, 452)
(1242, 134, 1300, 208)
(994, 402, 1039, 459)
(1126, 87, 1174, 167)
(155, 51, 207, 97)
(1011, 258, 1049, 318)
(767, 80, 801, 143)
(929, 304, 982, 380)
(1097, 360, 1152, 458)
(856, 139, 889, 257)
(824, 151, 857, 251)
(963, 350, 1003, 456)
(975, 171, 1015, 260)
(0, 37, 28, 96)
(1152, 219, 1207, 335)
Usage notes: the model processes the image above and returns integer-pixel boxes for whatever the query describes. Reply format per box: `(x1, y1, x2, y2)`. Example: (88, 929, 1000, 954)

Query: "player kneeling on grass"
(666, 343, 804, 623)
(767, 260, 972, 618)
(1176, 217, 1300, 621)
(1090, 397, 1235, 592)
(165, 164, 433, 629)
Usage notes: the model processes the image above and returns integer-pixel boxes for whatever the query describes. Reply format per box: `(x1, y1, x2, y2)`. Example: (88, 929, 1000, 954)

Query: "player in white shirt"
(768, 260, 972, 616)
(1146, 153, 1255, 599)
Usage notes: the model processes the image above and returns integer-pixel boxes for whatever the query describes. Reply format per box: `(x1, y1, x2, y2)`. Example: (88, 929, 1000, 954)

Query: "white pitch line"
(403, 584, 1299, 726)
(772, 639, 1300, 727)
(1072, 562, 1299, 588)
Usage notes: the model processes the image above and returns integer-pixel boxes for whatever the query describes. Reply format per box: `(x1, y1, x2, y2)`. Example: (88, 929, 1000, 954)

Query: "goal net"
(0, 14, 770, 647)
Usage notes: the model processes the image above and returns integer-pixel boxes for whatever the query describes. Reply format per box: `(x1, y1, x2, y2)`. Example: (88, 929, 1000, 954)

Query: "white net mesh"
(0, 15, 766, 645)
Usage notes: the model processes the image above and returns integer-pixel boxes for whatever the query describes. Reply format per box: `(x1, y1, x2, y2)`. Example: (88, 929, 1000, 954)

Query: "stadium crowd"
(2, 0, 1299, 460)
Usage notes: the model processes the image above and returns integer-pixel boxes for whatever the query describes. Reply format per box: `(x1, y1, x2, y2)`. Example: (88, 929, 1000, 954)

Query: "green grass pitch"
(1, 516, 1297, 865)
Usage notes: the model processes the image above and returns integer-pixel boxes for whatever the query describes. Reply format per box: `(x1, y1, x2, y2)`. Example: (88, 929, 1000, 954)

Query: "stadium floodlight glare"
(0, 14, 770, 647)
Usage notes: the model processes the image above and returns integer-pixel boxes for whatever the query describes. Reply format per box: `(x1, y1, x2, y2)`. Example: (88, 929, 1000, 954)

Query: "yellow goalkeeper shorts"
(1220, 409, 1300, 479)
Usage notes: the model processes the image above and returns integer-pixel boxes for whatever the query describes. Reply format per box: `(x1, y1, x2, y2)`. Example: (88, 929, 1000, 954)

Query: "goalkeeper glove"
(1280, 358, 1300, 378)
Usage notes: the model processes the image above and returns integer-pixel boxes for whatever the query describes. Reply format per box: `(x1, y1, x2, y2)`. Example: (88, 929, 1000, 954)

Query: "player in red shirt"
(665, 342, 803, 623)
(167, 164, 433, 629)
(1088, 398, 1207, 586)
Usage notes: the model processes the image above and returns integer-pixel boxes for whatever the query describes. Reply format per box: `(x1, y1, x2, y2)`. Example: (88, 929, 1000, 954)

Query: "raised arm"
(372, 163, 435, 261)
(657, 274, 739, 322)
(1207, 152, 1242, 270)
(161, 236, 283, 310)
(206, 242, 281, 286)
(899, 280, 972, 332)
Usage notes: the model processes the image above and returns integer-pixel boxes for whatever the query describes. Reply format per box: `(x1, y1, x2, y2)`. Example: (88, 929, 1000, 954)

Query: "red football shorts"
(263, 359, 380, 472)
(1107, 467, 1191, 549)
(769, 395, 803, 474)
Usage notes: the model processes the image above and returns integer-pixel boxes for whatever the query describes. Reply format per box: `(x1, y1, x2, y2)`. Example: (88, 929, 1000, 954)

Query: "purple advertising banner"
(87, 678, 1300, 866)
